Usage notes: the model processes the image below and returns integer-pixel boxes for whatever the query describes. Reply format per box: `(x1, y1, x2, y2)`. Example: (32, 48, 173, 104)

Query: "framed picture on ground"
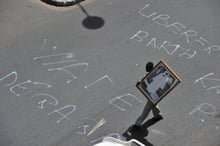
(136, 60, 182, 105)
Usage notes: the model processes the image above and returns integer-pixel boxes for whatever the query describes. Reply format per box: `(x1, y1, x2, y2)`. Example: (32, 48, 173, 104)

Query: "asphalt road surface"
(0, 0, 220, 146)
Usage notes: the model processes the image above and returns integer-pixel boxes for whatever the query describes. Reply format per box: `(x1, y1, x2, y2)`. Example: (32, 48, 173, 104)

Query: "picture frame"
(136, 60, 182, 105)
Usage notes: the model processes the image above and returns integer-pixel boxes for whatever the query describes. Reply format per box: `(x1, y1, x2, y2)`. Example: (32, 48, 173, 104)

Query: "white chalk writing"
(48, 62, 88, 80)
(9, 80, 52, 96)
(0, 71, 18, 86)
(42, 59, 77, 66)
(109, 93, 143, 111)
(48, 105, 77, 123)
(0, 71, 76, 124)
(195, 72, 220, 94)
(32, 82, 52, 88)
(34, 52, 88, 84)
(34, 52, 74, 61)
(10, 80, 32, 96)
(77, 125, 90, 135)
(40, 38, 47, 52)
(0, 71, 52, 96)
(31, 93, 59, 109)
(137, 3, 220, 57)
(189, 103, 216, 116)
(130, 30, 197, 59)
(84, 75, 114, 89)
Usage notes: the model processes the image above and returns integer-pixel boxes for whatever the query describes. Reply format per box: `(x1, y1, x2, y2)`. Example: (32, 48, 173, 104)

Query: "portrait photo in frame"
(136, 60, 182, 105)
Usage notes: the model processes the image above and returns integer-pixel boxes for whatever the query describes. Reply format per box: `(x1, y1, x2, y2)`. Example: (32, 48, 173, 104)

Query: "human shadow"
(122, 117, 162, 146)
(77, 3, 105, 29)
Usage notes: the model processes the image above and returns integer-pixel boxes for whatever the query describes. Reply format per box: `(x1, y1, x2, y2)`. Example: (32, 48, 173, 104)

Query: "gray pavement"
(0, 0, 220, 146)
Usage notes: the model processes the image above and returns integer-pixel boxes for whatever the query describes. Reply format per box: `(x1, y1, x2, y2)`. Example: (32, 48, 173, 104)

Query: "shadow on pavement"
(122, 117, 162, 146)
(77, 3, 105, 29)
